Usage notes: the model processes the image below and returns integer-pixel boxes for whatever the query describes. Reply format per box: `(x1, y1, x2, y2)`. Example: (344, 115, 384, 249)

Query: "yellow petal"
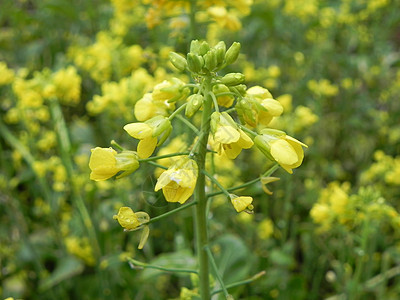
(89, 147, 120, 181)
(114, 207, 140, 230)
(270, 139, 298, 165)
(124, 123, 153, 139)
(162, 181, 195, 204)
(231, 196, 253, 212)
(237, 130, 254, 149)
(138, 137, 157, 159)
(214, 125, 240, 144)
(261, 99, 283, 116)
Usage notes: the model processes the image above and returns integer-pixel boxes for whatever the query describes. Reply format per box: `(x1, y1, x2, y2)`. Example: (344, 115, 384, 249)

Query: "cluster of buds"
(170, 40, 241, 74)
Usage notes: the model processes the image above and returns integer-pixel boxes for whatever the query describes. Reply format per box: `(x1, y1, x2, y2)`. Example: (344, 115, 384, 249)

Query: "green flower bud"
(169, 52, 187, 72)
(214, 41, 226, 66)
(190, 40, 201, 54)
(204, 49, 218, 72)
(187, 53, 204, 74)
(221, 73, 245, 86)
(225, 42, 241, 65)
(210, 111, 221, 134)
(230, 84, 247, 96)
(185, 94, 204, 118)
(199, 41, 210, 56)
(149, 117, 172, 139)
(115, 151, 140, 179)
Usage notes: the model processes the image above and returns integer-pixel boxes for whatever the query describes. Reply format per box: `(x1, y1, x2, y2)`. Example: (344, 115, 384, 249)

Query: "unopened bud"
(185, 94, 204, 118)
(230, 84, 247, 96)
(214, 41, 226, 66)
(169, 52, 187, 72)
(190, 40, 201, 54)
(199, 41, 210, 56)
(221, 73, 245, 86)
(204, 49, 218, 72)
(224, 42, 241, 65)
(187, 53, 204, 74)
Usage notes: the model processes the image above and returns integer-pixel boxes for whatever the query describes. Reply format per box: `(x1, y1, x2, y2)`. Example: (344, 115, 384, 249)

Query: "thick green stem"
(194, 76, 213, 300)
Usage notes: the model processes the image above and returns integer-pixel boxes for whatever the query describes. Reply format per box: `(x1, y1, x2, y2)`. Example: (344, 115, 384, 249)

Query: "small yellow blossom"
(230, 195, 253, 212)
(211, 112, 253, 159)
(258, 219, 274, 240)
(255, 129, 308, 174)
(155, 157, 198, 204)
(89, 147, 139, 181)
(113, 207, 140, 230)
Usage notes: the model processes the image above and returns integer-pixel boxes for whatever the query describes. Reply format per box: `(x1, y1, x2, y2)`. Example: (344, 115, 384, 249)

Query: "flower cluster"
(88, 39, 307, 246)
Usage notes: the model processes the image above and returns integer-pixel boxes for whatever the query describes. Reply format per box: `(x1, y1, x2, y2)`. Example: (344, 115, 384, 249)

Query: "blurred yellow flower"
(230, 195, 253, 212)
(258, 219, 274, 240)
(155, 157, 198, 204)
(113, 207, 140, 230)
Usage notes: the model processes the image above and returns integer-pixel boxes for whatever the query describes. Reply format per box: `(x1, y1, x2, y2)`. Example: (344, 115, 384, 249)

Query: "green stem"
(223, 107, 236, 114)
(176, 114, 201, 135)
(146, 161, 168, 170)
(194, 75, 213, 300)
(209, 91, 220, 112)
(145, 201, 197, 224)
(211, 271, 266, 296)
(239, 124, 258, 138)
(49, 98, 101, 260)
(189, 0, 198, 40)
(139, 152, 190, 162)
(127, 258, 198, 274)
(203, 169, 230, 198)
(205, 245, 230, 298)
(111, 140, 124, 151)
(207, 164, 279, 198)
(168, 103, 188, 120)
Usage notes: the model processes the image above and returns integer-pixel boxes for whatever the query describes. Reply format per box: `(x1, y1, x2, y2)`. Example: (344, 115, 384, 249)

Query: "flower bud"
(115, 150, 140, 178)
(221, 73, 245, 86)
(190, 40, 201, 54)
(204, 49, 218, 72)
(187, 53, 204, 74)
(224, 42, 241, 65)
(185, 94, 204, 117)
(169, 52, 187, 72)
(198, 40, 210, 56)
(113, 207, 140, 230)
(230, 194, 254, 213)
(230, 84, 247, 96)
(214, 41, 226, 66)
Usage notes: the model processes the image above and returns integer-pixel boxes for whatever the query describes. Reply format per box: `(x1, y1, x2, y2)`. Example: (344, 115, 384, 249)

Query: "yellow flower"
(230, 194, 253, 212)
(124, 116, 172, 158)
(236, 86, 283, 127)
(152, 77, 189, 102)
(155, 157, 198, 204)
(211, 112, 253, 159)
(113, 207, 140, 230)
(89, 147, 139, 181)
(255, 129, 307, 174)
(258, 219, 274, 240)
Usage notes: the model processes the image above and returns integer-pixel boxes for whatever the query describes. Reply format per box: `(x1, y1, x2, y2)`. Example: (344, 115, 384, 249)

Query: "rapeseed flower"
(155, 157, 198, 204)
(230, 194, 253, 212)
(124, 116, 172, 158)
(89, 147, 139, 181)
(211, 112, 253, 159)
(255, 129, 307, 174)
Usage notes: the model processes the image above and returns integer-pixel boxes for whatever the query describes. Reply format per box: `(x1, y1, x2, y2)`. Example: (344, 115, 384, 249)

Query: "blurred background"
(1, 0, 400, 299)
